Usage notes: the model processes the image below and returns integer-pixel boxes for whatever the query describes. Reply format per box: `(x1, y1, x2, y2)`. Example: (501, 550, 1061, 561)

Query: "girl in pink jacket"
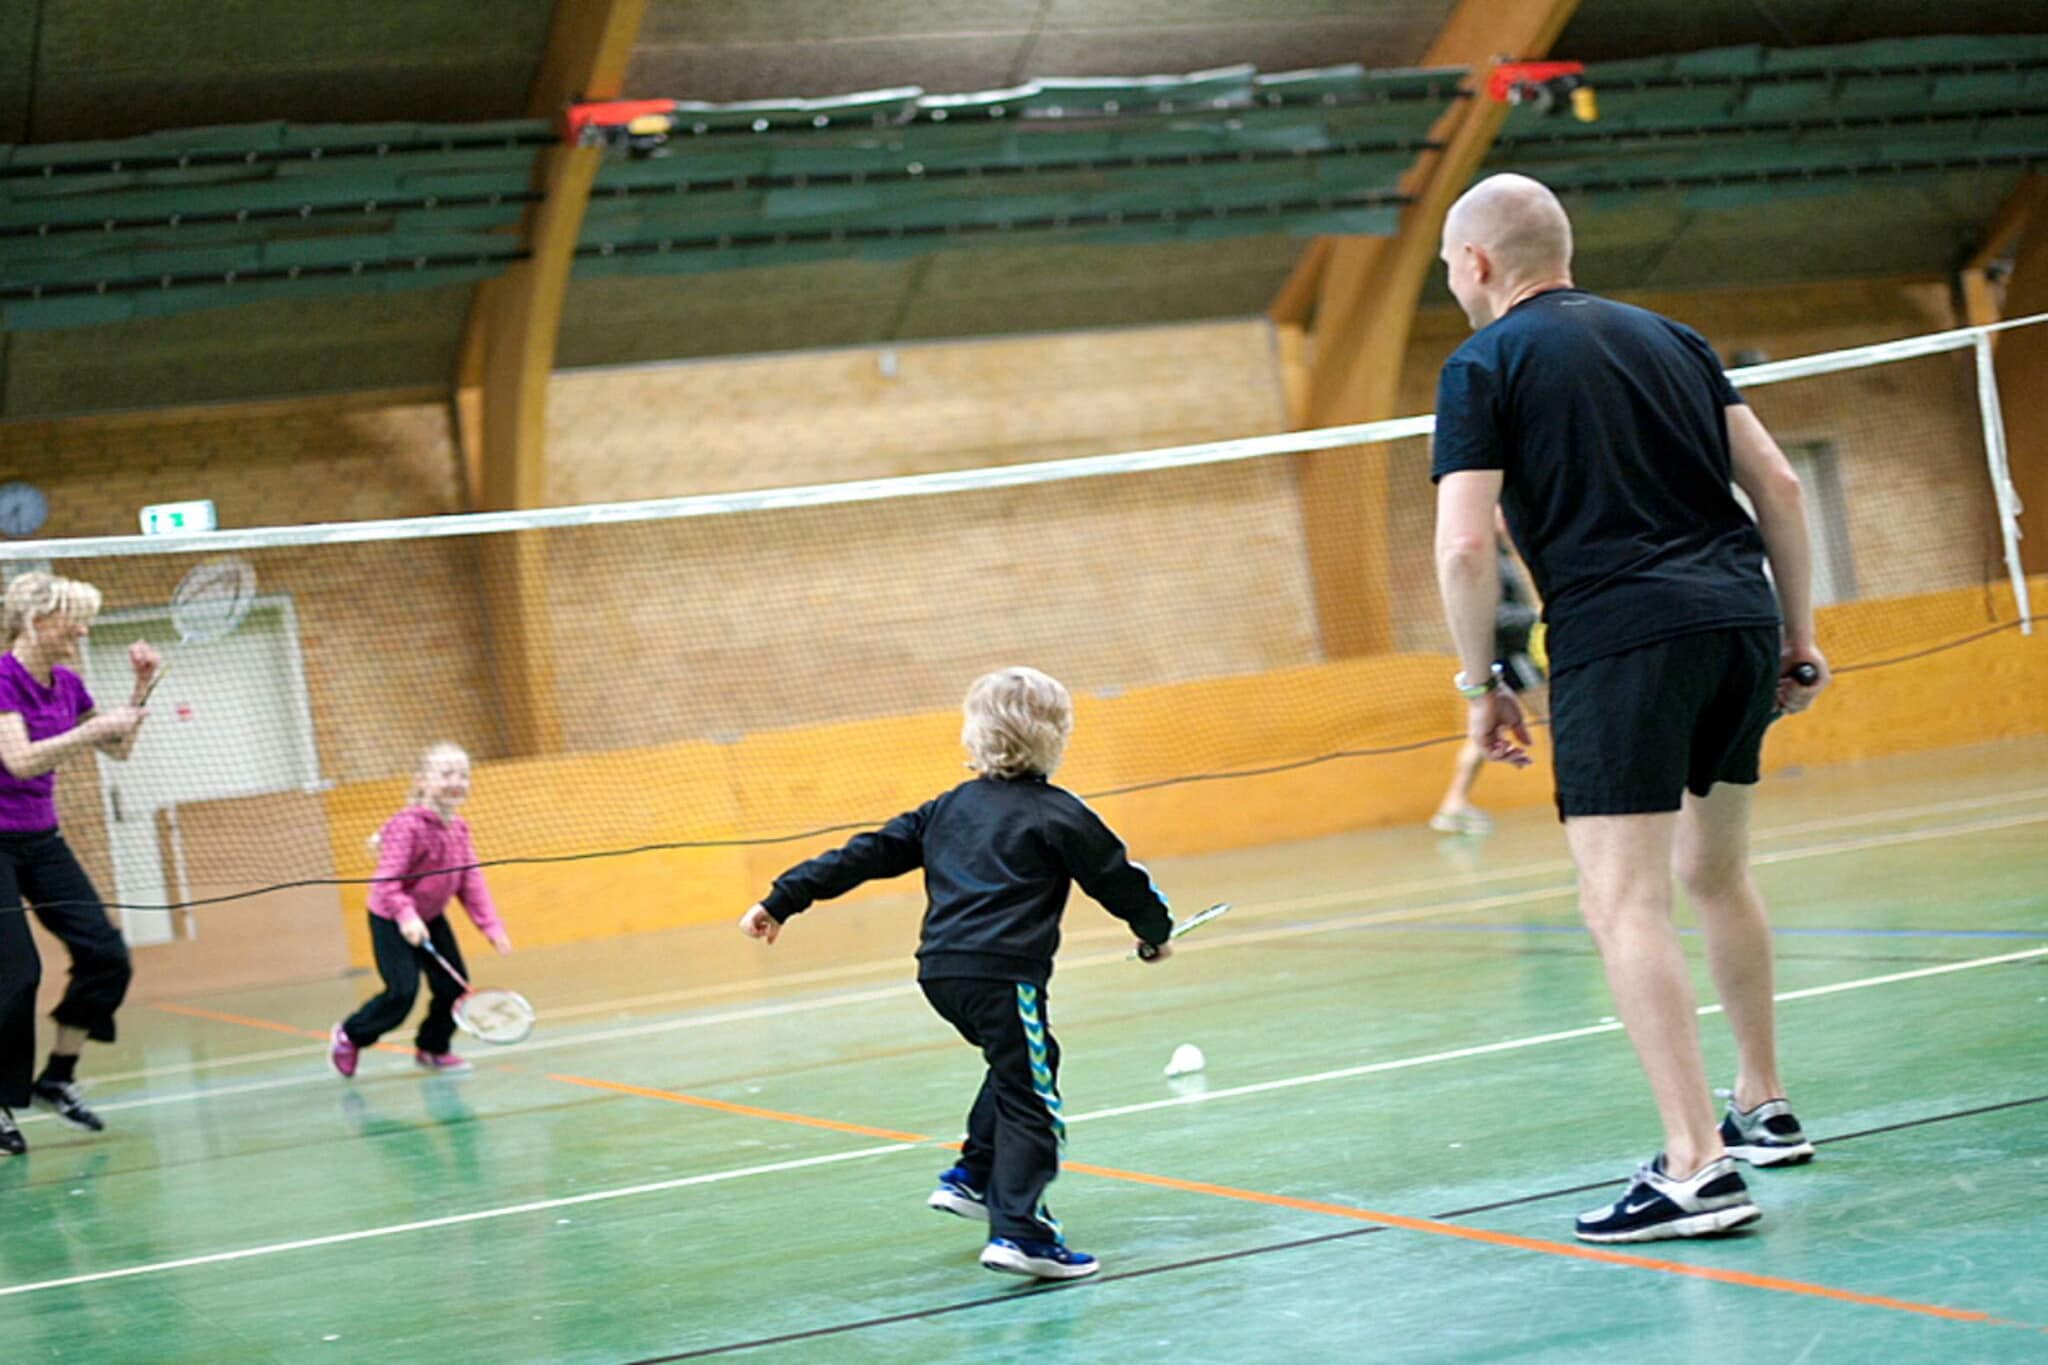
(330, 743, 511, 1077)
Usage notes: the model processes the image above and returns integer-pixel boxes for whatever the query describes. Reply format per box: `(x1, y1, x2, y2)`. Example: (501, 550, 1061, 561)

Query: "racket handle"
(1789, 663, 1819, 686)
(1136, 940, 1163, 962)
(418, 937, 472, 991)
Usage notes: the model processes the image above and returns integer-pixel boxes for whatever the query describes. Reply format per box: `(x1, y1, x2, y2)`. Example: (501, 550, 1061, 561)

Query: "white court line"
(1751, 784, 2048, 841)
(465, 782, 2048, 1023)
(1058, 808, 2048, 969)
(110, 783, 2048, 1091)
(21, 985, 920, 1126)
(85, 1042, 321, 1087)
(42, 804, 2048, 1125)
(0, 1142, 913, 1300)
(222, 804, 2048, 1063)
(1062, 945, 2048, 1125)
(6, 943, 2041, 1299)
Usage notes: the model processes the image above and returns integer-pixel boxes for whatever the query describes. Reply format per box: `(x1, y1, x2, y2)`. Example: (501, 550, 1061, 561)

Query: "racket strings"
(169, 557, 257, 642)
(456, 989, 535, 1043)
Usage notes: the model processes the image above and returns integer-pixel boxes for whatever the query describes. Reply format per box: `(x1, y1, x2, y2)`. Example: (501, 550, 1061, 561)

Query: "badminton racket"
(1134, 901, 1231, 961)
(138, 556, 257, 703)
(417, 937, 535, 1044)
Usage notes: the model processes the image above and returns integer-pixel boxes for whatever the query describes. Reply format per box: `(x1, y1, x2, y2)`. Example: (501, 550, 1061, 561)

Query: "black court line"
(630, 1090, 2048, 1362)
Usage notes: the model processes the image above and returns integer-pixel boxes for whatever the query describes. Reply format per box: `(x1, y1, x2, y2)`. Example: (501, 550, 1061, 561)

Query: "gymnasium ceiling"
(2, 0, 2046, 416)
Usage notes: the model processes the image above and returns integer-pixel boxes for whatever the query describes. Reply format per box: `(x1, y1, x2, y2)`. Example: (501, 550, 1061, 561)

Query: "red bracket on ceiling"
(563, 99, 680, 148)
(1487, 60, 1597, 122)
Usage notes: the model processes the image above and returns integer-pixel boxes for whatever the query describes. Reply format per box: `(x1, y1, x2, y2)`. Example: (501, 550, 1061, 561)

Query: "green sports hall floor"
(2, 738, 2043, 1363)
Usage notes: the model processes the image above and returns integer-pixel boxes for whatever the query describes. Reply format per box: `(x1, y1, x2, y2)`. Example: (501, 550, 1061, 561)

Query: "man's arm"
(1435, 470, 1505, 682)
(1726, 404, 1828, 710)
(1436, 469, 1533, 766)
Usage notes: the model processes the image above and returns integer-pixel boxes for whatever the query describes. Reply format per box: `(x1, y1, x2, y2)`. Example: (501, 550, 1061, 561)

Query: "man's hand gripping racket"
(1133, 901, 1231, 962)
(1778, 656, 1827, 714)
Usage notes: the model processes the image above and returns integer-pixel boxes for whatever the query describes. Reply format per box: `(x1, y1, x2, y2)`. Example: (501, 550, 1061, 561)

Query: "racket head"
(452, 988, 535, 1044)
(169, 556, 257, 644)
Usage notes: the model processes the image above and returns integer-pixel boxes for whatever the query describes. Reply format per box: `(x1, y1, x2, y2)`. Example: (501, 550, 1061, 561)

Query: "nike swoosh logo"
(1622, 1198, 1661, 1215)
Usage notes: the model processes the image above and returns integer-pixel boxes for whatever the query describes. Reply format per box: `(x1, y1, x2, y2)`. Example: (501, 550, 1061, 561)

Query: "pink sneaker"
(329, 1024, 359, 1079)
(414, 1050, 472, 1075)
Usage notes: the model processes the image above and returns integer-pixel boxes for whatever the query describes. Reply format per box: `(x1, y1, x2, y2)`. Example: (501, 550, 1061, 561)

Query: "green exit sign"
(139, 499, 218, 536)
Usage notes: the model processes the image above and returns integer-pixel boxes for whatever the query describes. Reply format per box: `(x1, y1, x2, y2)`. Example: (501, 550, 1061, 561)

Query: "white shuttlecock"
(1164, 1043, 1206, 1077)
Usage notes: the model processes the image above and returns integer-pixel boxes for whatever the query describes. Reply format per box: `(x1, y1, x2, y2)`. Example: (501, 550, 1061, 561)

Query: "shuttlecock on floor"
(1165, 1043, 1206, 1077)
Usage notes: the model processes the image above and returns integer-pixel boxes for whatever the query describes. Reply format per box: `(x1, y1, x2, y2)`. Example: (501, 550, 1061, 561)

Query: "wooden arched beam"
(1983, 177, 2048, 574)
(1275, 0, 1580, 657)
(454, 0, 648, 755)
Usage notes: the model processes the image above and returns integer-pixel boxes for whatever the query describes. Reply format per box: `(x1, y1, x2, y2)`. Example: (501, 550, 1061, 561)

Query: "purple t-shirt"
(0, 652, 95, 832)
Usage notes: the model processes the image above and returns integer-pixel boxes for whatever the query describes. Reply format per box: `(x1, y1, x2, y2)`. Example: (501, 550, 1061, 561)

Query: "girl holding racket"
(330, 743, 511, 1079)
(740, 667, 1176, 1281)
(0, 572, 156, 1153)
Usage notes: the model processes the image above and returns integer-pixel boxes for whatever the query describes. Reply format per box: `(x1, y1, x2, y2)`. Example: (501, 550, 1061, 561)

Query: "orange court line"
(564, 1068, 2021, 1330)
(1062, 1160, 2016, 1328)
(140, 1002, 2027, 1331)
(151, 1001, 411, 1054)
(546, 1072, 933, 1145)
(152, 1002, 326, 1039)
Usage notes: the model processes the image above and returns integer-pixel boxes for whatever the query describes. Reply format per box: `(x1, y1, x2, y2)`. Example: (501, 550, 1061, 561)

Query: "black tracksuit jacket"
(760, 774, 1173, 984)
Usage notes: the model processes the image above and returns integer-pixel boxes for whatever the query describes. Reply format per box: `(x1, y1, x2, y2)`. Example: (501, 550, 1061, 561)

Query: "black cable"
(28, 612, 2041, 916)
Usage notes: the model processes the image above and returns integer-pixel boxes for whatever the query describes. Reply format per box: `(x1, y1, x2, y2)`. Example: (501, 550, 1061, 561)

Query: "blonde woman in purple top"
(0, 572, 158, 1155)
(330, 743, 511, 1079)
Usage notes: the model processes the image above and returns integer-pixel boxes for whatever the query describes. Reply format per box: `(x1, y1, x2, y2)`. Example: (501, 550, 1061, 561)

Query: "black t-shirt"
(1430, 288, 1780, 674)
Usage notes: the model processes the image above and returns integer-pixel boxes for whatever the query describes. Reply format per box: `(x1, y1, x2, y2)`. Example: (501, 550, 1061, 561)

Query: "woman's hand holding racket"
(398, 916, 429, 947)
(739, 904, 781, 944)
(127, 640, 163, 703)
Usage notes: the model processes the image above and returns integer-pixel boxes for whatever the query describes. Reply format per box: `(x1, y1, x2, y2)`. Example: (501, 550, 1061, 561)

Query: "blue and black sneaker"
(926, 1165, 989, 1221)
(1718, 1095, 1815, 1167)
(1575, 1155, 1760, 1244)
(981, 1236, 1100, 1280)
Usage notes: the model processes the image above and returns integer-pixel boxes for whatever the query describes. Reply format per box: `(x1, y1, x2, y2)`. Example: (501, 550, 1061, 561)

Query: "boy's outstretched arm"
(1056, 802, 1174, 956)
(738, 804, 930, 943)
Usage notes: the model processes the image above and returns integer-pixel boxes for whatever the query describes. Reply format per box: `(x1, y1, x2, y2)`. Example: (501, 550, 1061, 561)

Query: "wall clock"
(0, 482, 49, 538)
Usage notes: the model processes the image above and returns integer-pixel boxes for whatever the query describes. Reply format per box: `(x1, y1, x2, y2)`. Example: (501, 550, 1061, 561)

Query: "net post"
(1974, 333, 2034, 636)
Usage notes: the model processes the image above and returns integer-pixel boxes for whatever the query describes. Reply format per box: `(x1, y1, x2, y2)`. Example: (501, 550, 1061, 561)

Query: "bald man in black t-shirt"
(1431, 173, 1829, 1244)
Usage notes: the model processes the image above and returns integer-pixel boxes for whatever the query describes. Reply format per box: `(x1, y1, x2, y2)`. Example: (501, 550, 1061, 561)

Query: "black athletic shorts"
(1549, 625, 1781, 818)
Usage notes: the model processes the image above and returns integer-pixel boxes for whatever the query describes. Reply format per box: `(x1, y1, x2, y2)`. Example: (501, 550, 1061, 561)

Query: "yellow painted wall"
(328, 575, 2045, 964)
